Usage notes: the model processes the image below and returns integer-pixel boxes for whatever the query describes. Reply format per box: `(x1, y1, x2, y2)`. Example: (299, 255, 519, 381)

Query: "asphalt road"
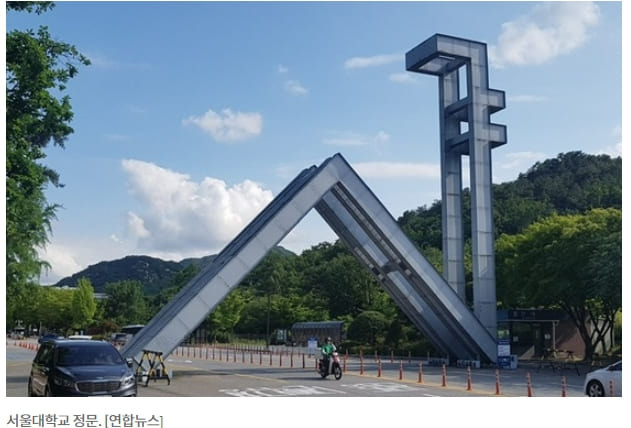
(6, 340, 589, 397)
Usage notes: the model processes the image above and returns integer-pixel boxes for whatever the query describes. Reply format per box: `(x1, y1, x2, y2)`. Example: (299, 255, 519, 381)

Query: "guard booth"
(291, 321, 345, 346)
(497, 309, 585, 359)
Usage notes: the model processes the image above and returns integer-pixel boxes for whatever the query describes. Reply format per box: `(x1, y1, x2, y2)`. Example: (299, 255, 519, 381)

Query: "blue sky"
(4, 1, 623, 285)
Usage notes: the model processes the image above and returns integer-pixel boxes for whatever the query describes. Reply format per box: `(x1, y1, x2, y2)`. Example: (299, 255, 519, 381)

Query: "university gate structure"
(122, 34, 506, 365)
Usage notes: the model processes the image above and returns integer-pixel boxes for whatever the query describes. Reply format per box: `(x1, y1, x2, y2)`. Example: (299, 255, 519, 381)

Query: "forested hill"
(54, 255, 212, 295)
(53, 247, 295, 294)
(399, 151, 621, 248)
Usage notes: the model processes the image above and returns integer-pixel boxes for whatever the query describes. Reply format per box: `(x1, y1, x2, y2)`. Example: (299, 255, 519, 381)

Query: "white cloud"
(353, 161, 440, 179)
(182, 108, 263, 142)
(323, 131, 390, 147)
(489, 2, 600, 68)
(344, 53, 402, 69)
(598, 125, 622, 157)
(285, 80, 308, 95)
(389, 72, 420, 84)
(277, 64, 289, 73)
(121, 159, 274, 255)
(38, 244, 83, 285)
(599, 143, 622, 158)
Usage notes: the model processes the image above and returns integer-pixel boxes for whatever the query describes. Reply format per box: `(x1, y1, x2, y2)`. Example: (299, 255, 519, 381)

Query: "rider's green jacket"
(321, 343, 336, 356)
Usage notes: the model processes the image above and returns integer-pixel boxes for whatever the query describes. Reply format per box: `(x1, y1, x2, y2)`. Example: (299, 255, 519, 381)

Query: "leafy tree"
(496, 208, 621, 359)
(207, 289, 250, 341)
(5, 1, 90, 328)
(33, 286, 74, 333)
(298, 241, 384, 318)
(104, 281, 148, 325)
(150, 264, 200, 313)
(347, 310, 389, 347)
(70, 278, 97, 331)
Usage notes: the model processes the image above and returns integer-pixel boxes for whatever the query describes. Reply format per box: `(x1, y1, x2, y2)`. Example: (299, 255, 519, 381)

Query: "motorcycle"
(318, 351, 342, 380)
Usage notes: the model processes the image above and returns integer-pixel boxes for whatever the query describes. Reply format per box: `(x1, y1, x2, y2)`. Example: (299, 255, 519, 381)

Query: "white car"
(584, 360, 622, 396)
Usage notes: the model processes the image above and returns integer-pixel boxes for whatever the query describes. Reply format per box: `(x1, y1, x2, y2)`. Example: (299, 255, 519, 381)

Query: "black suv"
(28, 339, 137, 397)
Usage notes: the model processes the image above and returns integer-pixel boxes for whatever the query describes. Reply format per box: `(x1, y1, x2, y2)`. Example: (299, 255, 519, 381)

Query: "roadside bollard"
(418, 361, 423, 384)
(466, 366, 472, 391)
(378, 359, 382, 377)
(302, 353, 305, 369)
(360, 355, 364, 375)
(495, 369, 501, 395)
(441, 364, 447, 387)
(526, 372, 533, 397)
(561, 376, 567, 397)
(399, 360, 403, 380)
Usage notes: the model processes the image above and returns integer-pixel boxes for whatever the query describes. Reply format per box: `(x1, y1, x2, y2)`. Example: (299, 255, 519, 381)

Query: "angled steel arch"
(122, 153, 497, 364)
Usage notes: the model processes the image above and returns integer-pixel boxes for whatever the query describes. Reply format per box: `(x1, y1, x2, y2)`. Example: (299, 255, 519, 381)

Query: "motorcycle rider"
(321, 337, 336, 374)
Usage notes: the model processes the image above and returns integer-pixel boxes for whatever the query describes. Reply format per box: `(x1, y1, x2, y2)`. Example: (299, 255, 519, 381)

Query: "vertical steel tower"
(406, 34, 507, 338)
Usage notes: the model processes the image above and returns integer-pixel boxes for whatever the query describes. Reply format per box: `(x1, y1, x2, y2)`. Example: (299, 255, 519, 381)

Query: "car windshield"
(56, 344, 124, 366)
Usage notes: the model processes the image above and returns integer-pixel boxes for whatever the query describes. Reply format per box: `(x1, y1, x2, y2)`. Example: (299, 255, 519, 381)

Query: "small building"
(497, 309, 585, 359)
(291, 321, 345, 346)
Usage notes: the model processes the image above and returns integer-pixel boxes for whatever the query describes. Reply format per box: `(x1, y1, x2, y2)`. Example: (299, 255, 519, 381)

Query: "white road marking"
(219, 385, 346, 397)
(341, 382, 420, 393)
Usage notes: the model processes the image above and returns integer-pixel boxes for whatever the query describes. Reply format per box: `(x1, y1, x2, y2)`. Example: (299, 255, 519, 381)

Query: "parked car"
(110, 332, 131, 347)
(584, 360, 622, 397)
(38, 333, 64, 344)
(28, 339, 137, 397)
(67, 334, 92, 340)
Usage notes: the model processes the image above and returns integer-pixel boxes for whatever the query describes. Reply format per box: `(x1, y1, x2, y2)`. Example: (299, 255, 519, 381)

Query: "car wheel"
(586, 380, 605, 397)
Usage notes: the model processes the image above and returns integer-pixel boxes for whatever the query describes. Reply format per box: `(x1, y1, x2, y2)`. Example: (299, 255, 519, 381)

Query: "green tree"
(496, 208, 621, 359)
(70, 278, 97, 331)
(347, 310, 389, 347)
(5, 1, 90, 328)
(207, 289, 249, 342)
(104, 281, 148, 325)
(34, 286, 74, 333)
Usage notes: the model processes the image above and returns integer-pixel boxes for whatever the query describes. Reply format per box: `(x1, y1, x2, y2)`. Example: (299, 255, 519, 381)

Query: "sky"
(4, 1, 623, 285)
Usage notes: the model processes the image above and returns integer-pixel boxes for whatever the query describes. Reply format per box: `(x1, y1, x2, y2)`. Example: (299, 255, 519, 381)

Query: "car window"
(55, 344, 124, 366)
(34, 343, 53, 365)
(610, 362, 621, 371)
